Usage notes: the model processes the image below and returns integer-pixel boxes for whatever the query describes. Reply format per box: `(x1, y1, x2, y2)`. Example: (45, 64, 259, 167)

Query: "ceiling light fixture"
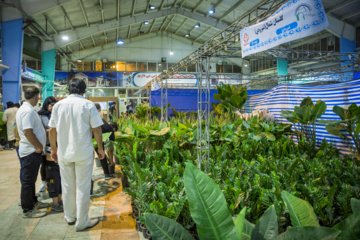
(77, 59, 82, 62)
(149, 5, 155, 10)
(185, 33, 190, 37)
(209, 8, 215, 14)
(170, 50, 174, 55)
(144, 21, 149, 25)
(195, 23, 200, 28)
(62, 35, 69, 41)
(117, 39, 124, 45)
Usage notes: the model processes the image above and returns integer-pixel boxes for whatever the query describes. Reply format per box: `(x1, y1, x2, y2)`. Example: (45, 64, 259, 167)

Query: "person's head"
(109, 122, 118, 132)
(42, 96, 57, 113)
(24, 86, 40, 106)
(94, 103, 101, 113)
(129, 102, 132, 105)
(14, 103, 20, 108)
(6, 101, 14, 108)
(68, 78, 86, 95)
(124, 102, 127, 105)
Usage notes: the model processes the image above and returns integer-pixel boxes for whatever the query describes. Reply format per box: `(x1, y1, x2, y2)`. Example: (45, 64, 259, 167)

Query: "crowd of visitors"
(0, 78, 118, 232)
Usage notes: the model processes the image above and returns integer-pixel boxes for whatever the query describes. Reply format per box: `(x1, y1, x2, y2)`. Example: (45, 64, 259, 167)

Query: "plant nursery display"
(111, 88, 360, 239)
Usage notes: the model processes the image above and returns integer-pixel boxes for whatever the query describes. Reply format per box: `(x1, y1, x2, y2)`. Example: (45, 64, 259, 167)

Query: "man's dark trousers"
(21, 152, 42, 213)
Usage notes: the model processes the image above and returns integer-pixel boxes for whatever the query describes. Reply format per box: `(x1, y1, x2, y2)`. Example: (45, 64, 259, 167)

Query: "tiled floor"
(0, 150, 138, 240)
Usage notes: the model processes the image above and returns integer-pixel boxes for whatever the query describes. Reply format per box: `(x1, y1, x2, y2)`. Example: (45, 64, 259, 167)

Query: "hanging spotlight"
(117, 39, 124, 45)
(170, 50, 174, 55)
(144, 21, 149, 25)
(77, 59, 82, 62)
(149, 5, 155, 10)
(209, 8, 215, 14)
(185, 33, 190, 37)
(62, 35, 69, 41)
(195, 23, 200, 28)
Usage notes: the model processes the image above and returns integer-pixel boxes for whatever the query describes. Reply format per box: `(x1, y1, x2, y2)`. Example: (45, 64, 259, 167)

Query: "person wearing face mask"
(38, 96, 63, 212)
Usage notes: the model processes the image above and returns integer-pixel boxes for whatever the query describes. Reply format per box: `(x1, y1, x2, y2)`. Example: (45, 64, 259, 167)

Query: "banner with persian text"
(240, 0, 328, 57)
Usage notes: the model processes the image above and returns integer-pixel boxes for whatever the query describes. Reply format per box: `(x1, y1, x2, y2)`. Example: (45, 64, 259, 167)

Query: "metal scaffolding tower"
(197, 52, 211, 171)
(160, 77, 168, 122)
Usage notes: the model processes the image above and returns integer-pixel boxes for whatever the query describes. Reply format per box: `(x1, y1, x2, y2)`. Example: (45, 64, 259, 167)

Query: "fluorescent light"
(62, 35, 69, 40)
(144, 21, 149, 25)
(209, 8, 215, 14)
(149, 5, 155, 9)
(195, 23, 200, 28)
(77, 59, 82, 62)
(117, 39, 124, 45)
(185, 34, 190, 37)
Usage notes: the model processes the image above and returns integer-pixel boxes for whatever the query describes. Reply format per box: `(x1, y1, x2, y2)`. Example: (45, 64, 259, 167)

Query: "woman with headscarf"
(37, 97, 63, 211)
(2, 101, 18, 149)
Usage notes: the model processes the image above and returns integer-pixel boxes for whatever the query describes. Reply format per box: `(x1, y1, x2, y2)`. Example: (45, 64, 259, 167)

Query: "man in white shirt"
(2, 101, 18, 149)
(16, 86, 49, 218)
(49, 78, 105, 232)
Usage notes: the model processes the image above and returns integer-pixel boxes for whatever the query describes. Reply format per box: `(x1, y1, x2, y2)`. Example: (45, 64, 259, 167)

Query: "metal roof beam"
(206, 0, 223, 17)
(159, 0, 166, 10)
(127, 25, 132, 38)
(326, 0, 358, 13)
(99, 0, 105, 24)
(164, 15, 176, 31)
(117, 0, 120, 19)
(194, 26, 211, 42)
(159, 16, 168, 30)
(149, 19, 156, 33)
(79, 0, 89, 27)
(146, 0, 151, 13)
(218, 0, 245, 22)
(175, 18, 188, 34)
(131, 0, 137, 17)
(51, 8, 228, 48)
(60, 6, 74, 30)
(340, 10, 360, 21)
(326, 13, 356, 41)
(193, 0, 205, 12)
(172, 0, 180, 7)
(91, 35, 96, 47)
(42, 13, 58, 34)
(179, 0, 187, 8)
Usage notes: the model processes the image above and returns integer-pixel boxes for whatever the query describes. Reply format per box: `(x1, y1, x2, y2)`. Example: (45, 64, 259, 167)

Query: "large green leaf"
(310, 100, 327, 122)
(262, 132, 276, 141)
(214, 93, 223, 101)
(234, 208, 246, 239)
(351, 198, 360, 213)
(325, 125, 346, 138)
(333, 105, 348, 120)
(184, 163, 238, 240)
(300, 97, 314, 108)
(230, 95, 242, 109)
(251, 205, 278, 240)
(281, 191, 320, 227)
(333, 213, 360, 240)
(242, 219, 255, 240)
(276, 227, 340, 240)
(145, 213, 194, 240)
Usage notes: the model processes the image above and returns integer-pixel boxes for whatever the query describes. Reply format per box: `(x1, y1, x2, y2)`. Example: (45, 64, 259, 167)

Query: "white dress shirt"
(16, 102, 46, 158)
(48, 94, 103, 161)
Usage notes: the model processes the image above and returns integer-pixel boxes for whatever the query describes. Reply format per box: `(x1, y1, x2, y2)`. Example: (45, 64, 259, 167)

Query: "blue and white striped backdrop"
(246, 80, 360, 155)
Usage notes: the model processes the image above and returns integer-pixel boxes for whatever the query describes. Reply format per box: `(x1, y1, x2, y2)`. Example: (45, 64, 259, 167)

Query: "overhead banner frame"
(240, 0, 329, 57)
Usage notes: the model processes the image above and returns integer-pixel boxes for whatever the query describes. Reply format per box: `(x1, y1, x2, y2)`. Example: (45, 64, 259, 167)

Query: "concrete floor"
(0, 150, 140, 240)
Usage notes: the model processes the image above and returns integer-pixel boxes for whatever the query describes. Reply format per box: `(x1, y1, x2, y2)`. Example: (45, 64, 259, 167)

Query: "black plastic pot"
(143, 230, 151, 239)
(135, 218, 141, 231)
(108, 164, 115, 174)
(132, 208, 138, 219)
(141, 224, 147, 236)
